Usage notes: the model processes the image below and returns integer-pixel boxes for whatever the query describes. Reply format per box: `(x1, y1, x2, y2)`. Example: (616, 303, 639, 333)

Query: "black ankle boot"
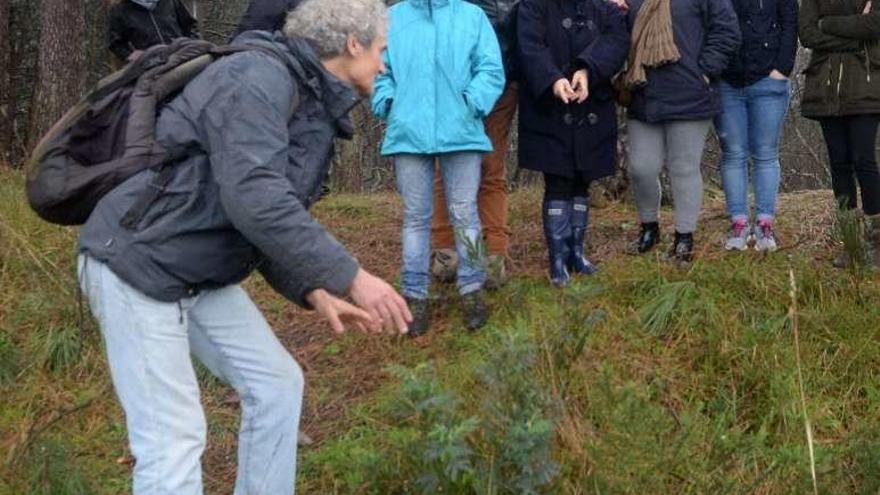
(405, 297, 431, 338)
(569, 197, 599, 275)
(542, 200, 572, 288)
(670, 231, 694, 264)
(630, 222, 660, 254)
(462, 290, 489, 331)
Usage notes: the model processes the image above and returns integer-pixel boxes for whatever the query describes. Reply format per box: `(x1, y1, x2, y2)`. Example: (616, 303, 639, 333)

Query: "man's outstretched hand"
(305, 289, 376, 334)
(348, 268, 412, 334)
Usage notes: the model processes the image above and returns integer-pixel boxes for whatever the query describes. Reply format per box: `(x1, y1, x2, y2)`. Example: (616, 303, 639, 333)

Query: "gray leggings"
(627, 119, 711, 233)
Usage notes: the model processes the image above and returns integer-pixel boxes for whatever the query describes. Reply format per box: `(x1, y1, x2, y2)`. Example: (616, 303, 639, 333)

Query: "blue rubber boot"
(569, 196, 599, 275)
(542, 200, 572, 288)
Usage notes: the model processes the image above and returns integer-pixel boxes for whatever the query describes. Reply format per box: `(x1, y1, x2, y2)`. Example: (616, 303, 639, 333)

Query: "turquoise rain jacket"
(372, 0, 505, 156)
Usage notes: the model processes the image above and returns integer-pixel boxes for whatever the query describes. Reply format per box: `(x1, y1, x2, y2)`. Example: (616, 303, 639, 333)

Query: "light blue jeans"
(395, 152, 486, 298)
(78, 255, 303, 495)
(715, 77, 791, 222)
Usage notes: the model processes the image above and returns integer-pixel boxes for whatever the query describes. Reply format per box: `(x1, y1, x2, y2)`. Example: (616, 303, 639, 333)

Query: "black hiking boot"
(628, 222, 660, 254)
(670, 231, 695, 265)
(405, 297, 431, 338)
(462, 290, 489, 331)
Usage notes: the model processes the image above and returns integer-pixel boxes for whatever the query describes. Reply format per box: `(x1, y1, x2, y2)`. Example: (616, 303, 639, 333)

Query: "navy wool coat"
(516, 0, 629, 180)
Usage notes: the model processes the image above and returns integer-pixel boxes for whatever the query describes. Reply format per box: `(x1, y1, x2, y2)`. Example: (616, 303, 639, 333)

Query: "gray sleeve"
(199, 57, 359, 306)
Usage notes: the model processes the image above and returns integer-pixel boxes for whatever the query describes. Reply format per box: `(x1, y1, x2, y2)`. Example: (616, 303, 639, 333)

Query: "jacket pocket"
(800, 61, 830, 111)
(847, 50, 880, 107)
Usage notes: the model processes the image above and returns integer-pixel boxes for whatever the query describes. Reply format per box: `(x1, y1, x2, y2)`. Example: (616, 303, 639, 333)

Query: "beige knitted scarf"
(625, 0, 681, 88)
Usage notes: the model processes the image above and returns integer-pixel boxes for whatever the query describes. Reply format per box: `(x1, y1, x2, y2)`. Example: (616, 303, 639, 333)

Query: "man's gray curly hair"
(284, 0, 388, 58)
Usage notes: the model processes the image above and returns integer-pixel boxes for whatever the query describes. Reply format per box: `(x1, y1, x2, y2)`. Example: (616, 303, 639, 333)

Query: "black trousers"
(543, 173, 591, 201)
(819, 115, 880, 215)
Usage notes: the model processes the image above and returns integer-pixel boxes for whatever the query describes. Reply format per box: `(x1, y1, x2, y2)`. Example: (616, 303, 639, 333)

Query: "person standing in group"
(107, 0, 198, 63)
(231, 0, 303, 39)
(516, 0, 629, 287)
(621, 0, 740, 264)
(716, 0, 797, 252)
(799, 0, 880, 269)
(372, 0, 505, 337)
(429, 0, 520, 290)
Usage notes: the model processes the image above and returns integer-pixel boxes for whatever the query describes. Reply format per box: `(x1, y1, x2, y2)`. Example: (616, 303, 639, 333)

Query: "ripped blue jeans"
(394, 152, 486, 298)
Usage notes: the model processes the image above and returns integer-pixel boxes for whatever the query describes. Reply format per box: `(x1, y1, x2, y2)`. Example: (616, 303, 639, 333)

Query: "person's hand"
(571, 69, 589, 103)
(769, 69, 788, 80)
(126, 50, 144, 62)
(553, 78, 576, 104)
(607, 0, 630, 10)
(305, 289, 376, 334)
(865, 1, 872, 14)
(348, 268, 412, 334)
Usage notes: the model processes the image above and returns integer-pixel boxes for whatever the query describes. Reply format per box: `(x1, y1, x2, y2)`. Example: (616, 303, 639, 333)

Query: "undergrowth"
(2, 169, 880, 494)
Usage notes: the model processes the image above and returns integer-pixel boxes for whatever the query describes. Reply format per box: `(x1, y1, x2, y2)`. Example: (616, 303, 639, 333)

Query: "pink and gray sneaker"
(754, 219, 778, 252)
(724, 219, 752, 251)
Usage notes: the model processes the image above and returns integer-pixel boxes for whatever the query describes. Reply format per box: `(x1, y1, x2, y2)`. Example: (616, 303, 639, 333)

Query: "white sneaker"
(724, 220, 751, 251)
(754, 220, 778, 252)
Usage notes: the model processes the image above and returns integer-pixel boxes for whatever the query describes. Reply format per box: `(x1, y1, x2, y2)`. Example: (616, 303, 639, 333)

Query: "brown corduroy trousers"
(431, 83, 518, 256)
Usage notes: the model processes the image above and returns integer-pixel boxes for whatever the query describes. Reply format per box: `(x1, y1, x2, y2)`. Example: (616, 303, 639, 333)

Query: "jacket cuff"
(314, 256, 360, 299)
(533, 71, 566, 98)
(773, 60, 795, 77)
(258, 255, 359, 309)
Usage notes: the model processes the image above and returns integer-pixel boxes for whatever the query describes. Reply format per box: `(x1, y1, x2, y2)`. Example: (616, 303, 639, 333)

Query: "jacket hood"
(232, 31, 360, 124)
(129, 0, 161, 10)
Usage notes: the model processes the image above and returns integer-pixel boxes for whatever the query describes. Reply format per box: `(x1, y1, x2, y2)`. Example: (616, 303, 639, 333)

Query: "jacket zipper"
(866, 45, 872, 83)
(837, 60, 845, 99)
(149, 11, 167, 45)
(827, 55, 833, 87)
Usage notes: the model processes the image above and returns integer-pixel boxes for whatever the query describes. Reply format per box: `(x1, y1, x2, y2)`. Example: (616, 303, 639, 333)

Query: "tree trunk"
(0, 0, 11, 165)
(28, 0, 87, 153)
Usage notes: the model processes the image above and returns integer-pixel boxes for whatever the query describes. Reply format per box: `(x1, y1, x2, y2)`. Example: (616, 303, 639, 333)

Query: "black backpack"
(25, 38, 292, 226)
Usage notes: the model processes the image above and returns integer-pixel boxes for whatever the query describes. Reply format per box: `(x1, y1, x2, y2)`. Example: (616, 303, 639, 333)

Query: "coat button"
(588, 113, 599, 125)
(563, 113, 574, 125)
(562, 17, 573, 29)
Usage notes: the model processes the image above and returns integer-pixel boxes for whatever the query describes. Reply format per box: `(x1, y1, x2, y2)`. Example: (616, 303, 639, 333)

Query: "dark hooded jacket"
(799, 0, 880, 118)
(721, 0, 798, 87)
(80, 32, 361, 307)
(107, 0, 198, 61)
(626, 0, 741, 122)
(232, 0, 303, 39)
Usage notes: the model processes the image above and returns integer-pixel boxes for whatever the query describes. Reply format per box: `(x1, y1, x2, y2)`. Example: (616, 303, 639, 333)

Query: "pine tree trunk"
(0, 0, 11, 165)
(27, 0, 87, 152)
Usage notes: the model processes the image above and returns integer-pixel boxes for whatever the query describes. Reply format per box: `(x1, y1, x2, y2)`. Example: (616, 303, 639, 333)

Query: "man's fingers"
(339, 299, 374, 323)
(327, 310, 345, 334)
(375, 300, 395, 333)
(385, 299, 410, 334)
(392, 292, 413, 322)
(365, 308, 382, 333)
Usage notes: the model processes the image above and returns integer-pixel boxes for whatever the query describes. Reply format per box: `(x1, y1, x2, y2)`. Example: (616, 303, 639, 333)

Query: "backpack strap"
(119, 143, 199, 230)
(119, 44, 302, 231)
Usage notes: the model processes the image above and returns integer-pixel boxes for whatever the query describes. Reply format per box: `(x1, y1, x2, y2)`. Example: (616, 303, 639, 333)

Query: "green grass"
(2, 168, 879, 494)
